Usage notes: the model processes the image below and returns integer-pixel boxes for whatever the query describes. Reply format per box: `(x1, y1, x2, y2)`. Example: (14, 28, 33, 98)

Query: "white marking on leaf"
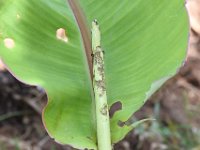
(16, 14, 20, 19)
(56, 28, 68, 43)
(4, 38, 15, 49)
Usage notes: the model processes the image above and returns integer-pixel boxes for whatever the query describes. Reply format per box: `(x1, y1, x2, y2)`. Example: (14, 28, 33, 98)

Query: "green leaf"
(0, 1, 96, 149)
(0, 0, 188, 149)
(78, 0, 188, 143)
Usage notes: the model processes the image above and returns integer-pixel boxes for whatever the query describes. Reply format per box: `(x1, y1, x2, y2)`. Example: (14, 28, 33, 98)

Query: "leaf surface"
(0, 0, 188, 149)
(77, 0, 188, 143)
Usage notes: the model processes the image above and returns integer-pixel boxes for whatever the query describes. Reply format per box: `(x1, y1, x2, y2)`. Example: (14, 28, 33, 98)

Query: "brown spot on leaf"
(100, 103, 108, 116)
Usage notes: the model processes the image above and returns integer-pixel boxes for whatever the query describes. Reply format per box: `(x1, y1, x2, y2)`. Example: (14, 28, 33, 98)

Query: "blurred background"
(0, 0, 200, 149)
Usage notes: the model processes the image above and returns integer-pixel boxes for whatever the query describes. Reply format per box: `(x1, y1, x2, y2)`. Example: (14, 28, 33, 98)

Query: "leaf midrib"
(68, 0, 92, 78)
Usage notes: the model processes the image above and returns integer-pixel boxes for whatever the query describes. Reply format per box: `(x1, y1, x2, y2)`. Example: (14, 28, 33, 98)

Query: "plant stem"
(92, 20, 112, 150)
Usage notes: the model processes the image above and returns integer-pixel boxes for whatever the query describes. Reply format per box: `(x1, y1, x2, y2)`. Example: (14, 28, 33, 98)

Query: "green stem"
(92, 20, 112, 150)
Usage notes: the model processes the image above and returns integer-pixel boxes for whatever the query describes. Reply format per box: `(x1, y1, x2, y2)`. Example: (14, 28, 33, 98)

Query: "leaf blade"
(77, 0, 188, 143)
(0, 0, 96, 149)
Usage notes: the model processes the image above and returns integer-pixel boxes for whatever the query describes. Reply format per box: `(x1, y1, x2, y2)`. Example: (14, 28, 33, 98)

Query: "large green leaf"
(0, 0, 188, 149)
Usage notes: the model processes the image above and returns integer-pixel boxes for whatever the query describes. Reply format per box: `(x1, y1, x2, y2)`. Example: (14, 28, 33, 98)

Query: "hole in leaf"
(109, 101, 122, 118)
(118, 117, 155, 127)
(56, 28, 68, 43)
(117, 120, 125, 127)
(4, 38, 15, 49)
(117, 119, 133, 127)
